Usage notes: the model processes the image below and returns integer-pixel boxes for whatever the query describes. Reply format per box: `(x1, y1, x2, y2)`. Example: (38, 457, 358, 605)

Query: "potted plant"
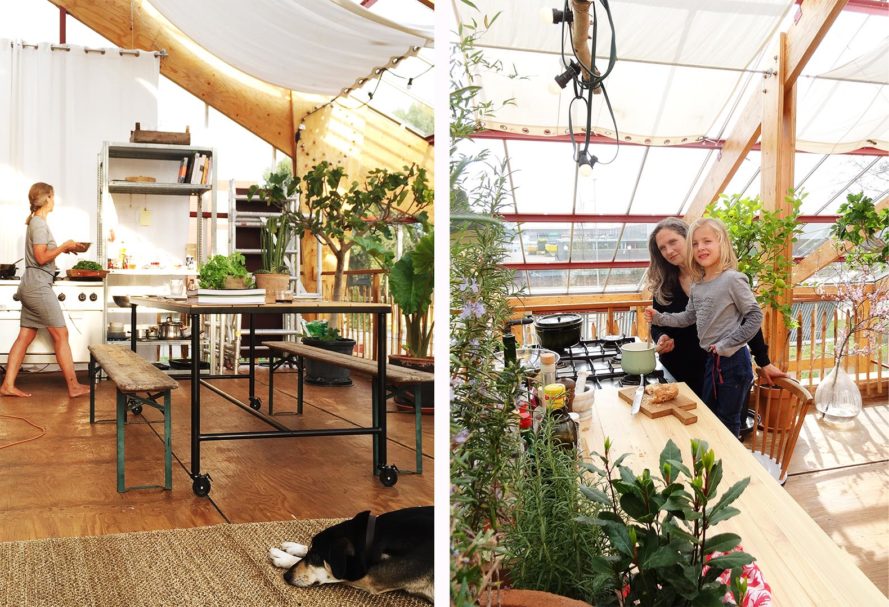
(254, 215, 293, 303)
(248, 168, 298, 303)
(198, 252, 253, 290)
(387, 227, 435, 412)
(300, 320, 355, 386)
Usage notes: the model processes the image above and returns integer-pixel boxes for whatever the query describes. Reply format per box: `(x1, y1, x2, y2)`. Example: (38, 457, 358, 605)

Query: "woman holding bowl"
(0, 182, 90, 398)
(646, 217, 786, 400)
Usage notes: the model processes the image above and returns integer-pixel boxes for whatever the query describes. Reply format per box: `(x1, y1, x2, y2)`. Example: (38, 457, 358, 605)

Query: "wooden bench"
(263, 341, 433, 474)
(88, 345, 179, 492)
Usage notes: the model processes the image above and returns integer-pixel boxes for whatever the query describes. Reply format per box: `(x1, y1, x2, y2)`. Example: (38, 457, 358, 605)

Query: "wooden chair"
(749, 376, 813, 484)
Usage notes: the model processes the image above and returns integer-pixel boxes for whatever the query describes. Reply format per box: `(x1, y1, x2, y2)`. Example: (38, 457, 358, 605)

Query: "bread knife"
(630, 379, 644, 415)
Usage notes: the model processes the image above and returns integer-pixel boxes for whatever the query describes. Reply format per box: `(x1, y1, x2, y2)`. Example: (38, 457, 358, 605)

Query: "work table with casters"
(580, 383, 887, 606)
(126, 296, 393, 497)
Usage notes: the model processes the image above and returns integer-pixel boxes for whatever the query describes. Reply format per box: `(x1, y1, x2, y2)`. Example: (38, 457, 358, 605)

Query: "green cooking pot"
(620, 342, 656, 375)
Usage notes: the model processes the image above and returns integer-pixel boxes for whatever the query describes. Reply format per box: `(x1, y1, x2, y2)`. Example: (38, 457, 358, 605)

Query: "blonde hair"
(686, 217, 737, 280)
(26, 182, 54, 225)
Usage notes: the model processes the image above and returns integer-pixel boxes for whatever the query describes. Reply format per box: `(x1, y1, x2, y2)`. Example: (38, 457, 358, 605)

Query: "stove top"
(551, 337, 667, 390)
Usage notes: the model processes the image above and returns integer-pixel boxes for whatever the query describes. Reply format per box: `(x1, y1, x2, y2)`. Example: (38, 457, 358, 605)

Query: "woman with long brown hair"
(0, 182, 90, 398)
(646, 217, 785, 400)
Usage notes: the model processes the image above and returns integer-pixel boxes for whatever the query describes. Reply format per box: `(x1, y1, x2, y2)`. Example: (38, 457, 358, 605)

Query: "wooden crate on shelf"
(129, 122, 190, 145)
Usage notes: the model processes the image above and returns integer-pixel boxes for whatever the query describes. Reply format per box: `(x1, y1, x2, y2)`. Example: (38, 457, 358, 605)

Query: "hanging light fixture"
(547, 0, 620, 175)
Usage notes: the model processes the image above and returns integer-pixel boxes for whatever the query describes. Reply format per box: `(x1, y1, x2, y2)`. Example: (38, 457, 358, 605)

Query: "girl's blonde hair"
(26, 182, 54, 225)
(686, 217, 737, 280)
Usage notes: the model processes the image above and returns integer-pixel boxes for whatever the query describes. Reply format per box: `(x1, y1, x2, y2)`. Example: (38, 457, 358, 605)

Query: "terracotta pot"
(494, 589, 593, 607)
(223, 276, 248, 289)
(389, 354, 434, 414)
(254, 272, 291, 303)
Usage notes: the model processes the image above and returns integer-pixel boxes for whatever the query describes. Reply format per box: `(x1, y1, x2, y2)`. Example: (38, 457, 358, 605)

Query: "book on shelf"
(177, 157, 189, 183)
(197, 288, 266, 296)
(190, 154, 206, 185)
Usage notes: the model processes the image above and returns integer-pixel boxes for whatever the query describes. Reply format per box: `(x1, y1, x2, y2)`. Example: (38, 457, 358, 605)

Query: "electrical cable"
(0, 414, 46, 449)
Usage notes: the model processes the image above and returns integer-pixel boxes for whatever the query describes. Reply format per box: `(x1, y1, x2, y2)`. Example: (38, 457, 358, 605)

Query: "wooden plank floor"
(782, 400, 889, 597)
(0, 367, 433, 542)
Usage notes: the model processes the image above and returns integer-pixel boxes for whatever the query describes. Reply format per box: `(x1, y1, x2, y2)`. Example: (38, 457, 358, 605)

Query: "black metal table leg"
(268, 349, 275, 415)
(89, 353, 96, 424)
(376, 311, 387, 472)
(248, 313, 260, 410)
(297, 355, 304, 415)
(130, 304, 137, 352)
(190, 311, 210, 496)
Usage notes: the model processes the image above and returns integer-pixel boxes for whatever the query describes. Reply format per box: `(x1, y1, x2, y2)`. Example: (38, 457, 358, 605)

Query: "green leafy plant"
(831, 192, 888, 269)
(705, 192, 804, 327)
(389, 228, 434, 357)
(302, 320, 340, 341)
(503, 418, 612, 604)
(579, 438, 754, 607)
(198, 253, 252, 290)
(72, 260, 103, 271)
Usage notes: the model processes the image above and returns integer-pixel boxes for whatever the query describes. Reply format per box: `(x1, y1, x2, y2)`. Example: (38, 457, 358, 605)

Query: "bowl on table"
(75, 242, 91, 252)
(112, 295, 131, 307)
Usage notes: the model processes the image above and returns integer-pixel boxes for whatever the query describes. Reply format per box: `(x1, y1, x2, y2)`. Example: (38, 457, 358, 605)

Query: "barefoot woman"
(0, 183, 90, 398)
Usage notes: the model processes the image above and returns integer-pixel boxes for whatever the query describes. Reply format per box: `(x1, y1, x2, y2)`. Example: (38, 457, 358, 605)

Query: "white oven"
(0, 279, 105, 364)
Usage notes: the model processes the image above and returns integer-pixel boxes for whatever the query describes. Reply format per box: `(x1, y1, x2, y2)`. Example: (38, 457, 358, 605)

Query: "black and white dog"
(269, 506, 434, 602)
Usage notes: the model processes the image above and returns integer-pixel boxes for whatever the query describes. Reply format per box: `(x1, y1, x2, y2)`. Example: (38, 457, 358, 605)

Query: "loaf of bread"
(645, 383, 679, 403)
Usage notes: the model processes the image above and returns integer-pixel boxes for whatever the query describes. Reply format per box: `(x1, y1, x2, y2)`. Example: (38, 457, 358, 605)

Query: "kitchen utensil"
(112, 295, 131, 307)
(618, 386, 698, 424)
(534, 313, 582, 352)
(76, 242, 91, 252)
(630, 380, 644, 415)
(147, 326, 159, 339)
(109, 322, 125, 333)
(135, 328, 149, 340)
(620, 341, 657, 375)
(0, 258, 23, 277)
(158, 316, 185, 339)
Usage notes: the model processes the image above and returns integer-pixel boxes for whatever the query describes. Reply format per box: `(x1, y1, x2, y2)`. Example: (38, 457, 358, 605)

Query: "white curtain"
(0, 40, 159, 269)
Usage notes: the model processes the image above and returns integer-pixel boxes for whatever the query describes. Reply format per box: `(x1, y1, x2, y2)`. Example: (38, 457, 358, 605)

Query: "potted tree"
(388, 228, 435, 412)
(257, 161, 432, 384)
(248, 168, 298, 303)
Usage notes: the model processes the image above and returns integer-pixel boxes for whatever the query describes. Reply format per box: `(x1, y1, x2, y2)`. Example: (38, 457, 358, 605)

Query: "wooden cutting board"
(618, 385, 698, 425)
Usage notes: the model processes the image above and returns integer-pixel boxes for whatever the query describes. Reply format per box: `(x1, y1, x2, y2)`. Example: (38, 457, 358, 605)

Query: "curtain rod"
(10, 41, 166, 58)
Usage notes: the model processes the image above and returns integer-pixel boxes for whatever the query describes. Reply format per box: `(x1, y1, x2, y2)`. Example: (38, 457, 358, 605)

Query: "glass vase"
(815, 364, 862, 425)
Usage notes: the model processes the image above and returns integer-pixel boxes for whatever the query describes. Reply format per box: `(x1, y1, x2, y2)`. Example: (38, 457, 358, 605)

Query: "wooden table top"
(129, 296, 391, 315)
(579, 383, 887, 606)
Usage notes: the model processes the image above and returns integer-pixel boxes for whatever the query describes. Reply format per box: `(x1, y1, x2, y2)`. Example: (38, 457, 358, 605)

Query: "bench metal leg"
(372, 378, 380, 473)
(268, 350, 275, 415)
(89, 355, 97, 424)
(297, 355, 304, 415)
(116, 390, 126, 492)
(163, 391, 172, 490)
(414, 384, 423, 474)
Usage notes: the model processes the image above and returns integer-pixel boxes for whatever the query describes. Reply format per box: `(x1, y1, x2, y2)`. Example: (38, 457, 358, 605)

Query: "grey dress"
(17, 215, 65, 328)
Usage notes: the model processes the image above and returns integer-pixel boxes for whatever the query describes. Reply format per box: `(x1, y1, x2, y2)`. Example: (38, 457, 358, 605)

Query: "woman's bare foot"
(68, 384, 90, 398)
(0, 384, 32, 397)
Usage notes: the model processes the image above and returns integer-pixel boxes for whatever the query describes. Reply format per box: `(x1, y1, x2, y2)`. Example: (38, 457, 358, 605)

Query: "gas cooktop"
(553, 337, 667, 390)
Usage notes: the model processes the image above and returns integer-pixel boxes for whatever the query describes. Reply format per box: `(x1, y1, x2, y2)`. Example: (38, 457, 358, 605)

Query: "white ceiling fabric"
(147, 0, 430, 95)
(458, 0, 791, 143)
(459, 0, 889, 151)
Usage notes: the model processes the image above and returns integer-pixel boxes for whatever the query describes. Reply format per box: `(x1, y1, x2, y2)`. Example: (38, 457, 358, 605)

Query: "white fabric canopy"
(458, 0, 889, 152)
(147, 0, 431, 95)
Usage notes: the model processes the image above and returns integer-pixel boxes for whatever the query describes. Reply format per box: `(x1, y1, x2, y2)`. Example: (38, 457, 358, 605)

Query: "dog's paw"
(269, 547, 301, 569)
(281, 542, 308, 557)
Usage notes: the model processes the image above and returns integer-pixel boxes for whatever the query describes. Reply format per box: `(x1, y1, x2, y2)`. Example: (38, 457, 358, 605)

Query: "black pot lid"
(536, 313, 582, 327)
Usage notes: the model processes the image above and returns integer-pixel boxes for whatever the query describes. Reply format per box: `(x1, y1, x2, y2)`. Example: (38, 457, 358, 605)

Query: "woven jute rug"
(0, 519, 429, 607)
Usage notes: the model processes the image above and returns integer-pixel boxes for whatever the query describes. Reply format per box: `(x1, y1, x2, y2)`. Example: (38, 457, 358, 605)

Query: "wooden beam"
(684, 0, 848, 222)
(792, 196, 889, 283)
(760, 33, 796, 368)
(49, 0, 295, 153)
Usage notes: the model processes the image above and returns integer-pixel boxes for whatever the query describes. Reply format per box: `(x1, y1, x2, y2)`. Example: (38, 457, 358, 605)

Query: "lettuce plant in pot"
(198, 253, 253, 290)
(387, 228, 435, 412)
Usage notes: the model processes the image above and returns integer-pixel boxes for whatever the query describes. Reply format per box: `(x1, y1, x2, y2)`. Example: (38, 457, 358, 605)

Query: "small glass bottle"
(539, 351, 557, 387)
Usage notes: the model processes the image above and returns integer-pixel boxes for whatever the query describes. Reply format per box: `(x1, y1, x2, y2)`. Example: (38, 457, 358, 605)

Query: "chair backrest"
(749, 376, 814, 482)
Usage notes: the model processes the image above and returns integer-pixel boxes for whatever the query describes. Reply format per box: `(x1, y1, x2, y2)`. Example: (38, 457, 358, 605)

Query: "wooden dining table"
(578, 383, 887, 606)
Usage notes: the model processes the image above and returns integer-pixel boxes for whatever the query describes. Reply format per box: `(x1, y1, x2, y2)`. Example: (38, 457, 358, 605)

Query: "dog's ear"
(327, 536, 362, 580)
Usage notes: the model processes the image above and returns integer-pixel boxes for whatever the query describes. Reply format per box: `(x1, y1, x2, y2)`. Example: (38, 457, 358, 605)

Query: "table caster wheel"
(379, 465, 398, 487)
(127, 398, 142, 416)
(249, 397, 262, 410)
(192, 475, 211, 497)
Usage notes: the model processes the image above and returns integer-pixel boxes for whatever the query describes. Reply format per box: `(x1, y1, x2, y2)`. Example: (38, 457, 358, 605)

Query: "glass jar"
(815, 364, 862, 425)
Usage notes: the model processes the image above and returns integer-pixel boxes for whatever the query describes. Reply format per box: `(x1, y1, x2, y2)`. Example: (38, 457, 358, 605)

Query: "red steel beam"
(471, 130, 888, 156)
(501, 213, 838, 223)
(503, 256, 836, 271)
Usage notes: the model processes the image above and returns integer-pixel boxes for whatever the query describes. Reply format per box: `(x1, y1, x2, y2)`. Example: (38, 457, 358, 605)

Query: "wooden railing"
(509, 292, 888, 397)
(319, 269, 433, 361)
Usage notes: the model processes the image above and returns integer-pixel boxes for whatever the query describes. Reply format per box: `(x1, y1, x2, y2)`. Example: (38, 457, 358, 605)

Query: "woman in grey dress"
(0, 182, 90, 398)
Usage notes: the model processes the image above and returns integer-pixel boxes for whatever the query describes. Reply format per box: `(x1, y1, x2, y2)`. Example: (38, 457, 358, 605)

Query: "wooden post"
(760, 33, 795, 369)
